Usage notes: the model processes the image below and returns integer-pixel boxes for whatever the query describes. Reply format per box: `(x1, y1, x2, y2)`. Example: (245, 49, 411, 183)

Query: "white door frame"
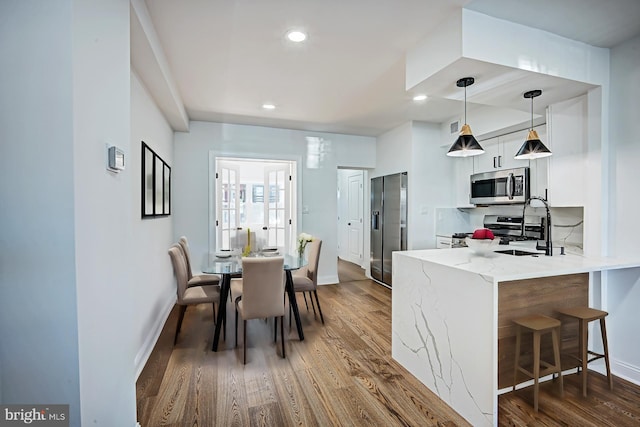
(209, 152, 300, 257)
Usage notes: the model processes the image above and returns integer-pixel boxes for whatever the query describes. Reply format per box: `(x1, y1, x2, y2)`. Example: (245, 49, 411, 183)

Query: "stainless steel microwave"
(470, 167, 530, 205)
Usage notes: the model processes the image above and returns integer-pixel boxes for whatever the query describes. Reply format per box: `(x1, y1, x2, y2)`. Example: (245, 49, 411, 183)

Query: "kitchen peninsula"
(392, 248, 640, 426)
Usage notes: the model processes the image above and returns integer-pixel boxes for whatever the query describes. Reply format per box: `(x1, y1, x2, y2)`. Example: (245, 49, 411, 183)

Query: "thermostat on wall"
(108, 146, 125, 171)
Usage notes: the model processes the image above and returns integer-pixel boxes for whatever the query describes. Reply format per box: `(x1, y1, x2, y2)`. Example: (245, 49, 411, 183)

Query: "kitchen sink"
(494, 249, 539, 256)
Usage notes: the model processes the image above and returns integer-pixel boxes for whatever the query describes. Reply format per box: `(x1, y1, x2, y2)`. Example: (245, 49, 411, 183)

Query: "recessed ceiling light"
(286, 30, 307, 43)
(262, 103, 276, 110)
(413, 94, 428, 101)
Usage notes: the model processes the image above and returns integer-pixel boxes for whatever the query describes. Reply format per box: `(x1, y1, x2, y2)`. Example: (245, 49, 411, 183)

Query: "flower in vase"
(297, 233, 313, 257)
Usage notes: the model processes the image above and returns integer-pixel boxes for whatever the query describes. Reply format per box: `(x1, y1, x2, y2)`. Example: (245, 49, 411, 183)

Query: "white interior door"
(346, 171, 364, 265)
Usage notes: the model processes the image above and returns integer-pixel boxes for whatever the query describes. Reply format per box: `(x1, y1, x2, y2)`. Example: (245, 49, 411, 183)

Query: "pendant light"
(447, 77, 484, 157)
(515, 90, 552, 160)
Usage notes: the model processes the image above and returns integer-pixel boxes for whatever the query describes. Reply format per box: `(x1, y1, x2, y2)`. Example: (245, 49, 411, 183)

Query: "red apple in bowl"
(472, 228, 495, 240)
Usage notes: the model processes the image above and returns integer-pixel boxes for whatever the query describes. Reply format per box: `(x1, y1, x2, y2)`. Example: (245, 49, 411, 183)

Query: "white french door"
(264, 165, 291, 250)
(214, 158, 296, 253)
(216, 161, 241, 250)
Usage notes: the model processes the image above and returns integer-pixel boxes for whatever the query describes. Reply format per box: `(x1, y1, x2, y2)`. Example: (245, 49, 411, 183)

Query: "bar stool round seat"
(556, 306, 612, 397)
(513, 314, 564, 412)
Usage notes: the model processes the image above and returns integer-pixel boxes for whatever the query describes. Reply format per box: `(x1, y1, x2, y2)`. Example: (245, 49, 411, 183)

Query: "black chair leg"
(274, 317, 277, 342)
(309, 292, 317, 316)
(289, 303, 292, 328)
(235, 307, 239, 347)
(223, 309, 226, 341)
(303, 292, 309, 310)
(174, 305, 187, 345)
(212, 303, 217, 325)
(243, 320, 247, 364)
(281, 316, 285, 358)
(313, 290, 325, 324)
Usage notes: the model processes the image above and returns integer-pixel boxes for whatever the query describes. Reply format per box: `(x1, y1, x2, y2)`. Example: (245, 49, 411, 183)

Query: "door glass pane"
(229, 170, 236, 209)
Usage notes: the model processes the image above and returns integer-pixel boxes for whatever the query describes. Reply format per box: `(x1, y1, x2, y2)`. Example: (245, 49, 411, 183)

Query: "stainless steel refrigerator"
(370, 172, 407, 287)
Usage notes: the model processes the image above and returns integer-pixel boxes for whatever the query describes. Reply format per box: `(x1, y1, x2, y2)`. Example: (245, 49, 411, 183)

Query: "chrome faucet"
(522, 196, 553, 256)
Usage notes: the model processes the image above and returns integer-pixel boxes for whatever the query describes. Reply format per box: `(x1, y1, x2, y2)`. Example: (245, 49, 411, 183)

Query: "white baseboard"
(134, 294, 176, 380)
(571, 358, 640, 387)
(612, 358, 640, 386)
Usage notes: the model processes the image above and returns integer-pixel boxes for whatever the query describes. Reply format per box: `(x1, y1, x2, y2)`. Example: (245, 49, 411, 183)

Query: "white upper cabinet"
(453, 125, 548, 206)
(545, 94, 588, 207)
(473, 132, 530, 172)
(449, 91, 588, 209)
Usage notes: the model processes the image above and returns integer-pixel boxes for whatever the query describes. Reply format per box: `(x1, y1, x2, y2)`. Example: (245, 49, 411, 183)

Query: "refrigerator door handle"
(372, 211, 379, 230)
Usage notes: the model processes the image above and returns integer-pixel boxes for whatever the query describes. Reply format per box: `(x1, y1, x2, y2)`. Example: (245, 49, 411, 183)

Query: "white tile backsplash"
(435, 206, 584, 252)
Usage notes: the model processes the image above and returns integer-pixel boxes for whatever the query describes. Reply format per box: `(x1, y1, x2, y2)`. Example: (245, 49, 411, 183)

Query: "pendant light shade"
(514, 90, 552, 160)
(447, 77, 484, 157)
(447, 124, 485, 157)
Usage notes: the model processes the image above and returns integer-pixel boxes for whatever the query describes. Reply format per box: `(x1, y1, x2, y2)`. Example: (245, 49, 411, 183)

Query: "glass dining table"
(203, 253, 307, 352)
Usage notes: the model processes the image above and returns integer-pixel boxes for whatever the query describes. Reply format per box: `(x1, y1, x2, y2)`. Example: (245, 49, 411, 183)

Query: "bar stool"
(513, 314, 564, 412)
(556, 306, 612, 397)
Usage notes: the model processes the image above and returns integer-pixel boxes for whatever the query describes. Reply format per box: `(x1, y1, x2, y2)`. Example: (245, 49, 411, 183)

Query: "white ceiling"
(134, 0, 640, 136)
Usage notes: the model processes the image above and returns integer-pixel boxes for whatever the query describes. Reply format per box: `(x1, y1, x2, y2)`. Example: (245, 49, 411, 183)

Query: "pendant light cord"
(530, 95, 534, 130)
(464, 85, 467, 124)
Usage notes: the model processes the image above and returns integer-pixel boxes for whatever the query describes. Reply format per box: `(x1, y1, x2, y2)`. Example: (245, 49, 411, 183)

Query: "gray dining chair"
(178, 236, 221, 287)
(168, 244, 221, 345)
(292, 239, 324, 324)
(235, 256, 286, 364)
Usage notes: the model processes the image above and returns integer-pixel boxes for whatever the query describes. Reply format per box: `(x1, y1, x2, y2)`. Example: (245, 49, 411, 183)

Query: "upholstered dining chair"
(235, 257, 286, 364)
(292, 239, 324, 324)
(178, 236, 221, 287)
(168, 245, 221, 345)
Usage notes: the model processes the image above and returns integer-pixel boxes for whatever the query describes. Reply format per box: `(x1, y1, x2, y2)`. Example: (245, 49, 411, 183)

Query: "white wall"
(372, 122, 412, 178)
(72, 1, 137, 425)
(366, 123, 412, 278)
(610, 35, 640, 257)
(370, 121, 452, 255)
(0, 1, 80, 421)
(130, 72, 176, 377)
(1, 1, 138, 426)
(411, 122, 454, 249)
(607, 34, 640, 383)
(462, 9, 609, 86)
(173, 121, 375, 285)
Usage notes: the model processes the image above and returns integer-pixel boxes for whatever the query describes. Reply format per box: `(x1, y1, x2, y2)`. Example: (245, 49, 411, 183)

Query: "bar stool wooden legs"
(556, 306, 613, 397)
(513, 314, 564, 412)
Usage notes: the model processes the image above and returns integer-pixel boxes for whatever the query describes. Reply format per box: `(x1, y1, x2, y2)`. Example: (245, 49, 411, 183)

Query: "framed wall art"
(141, 141, 171, 218)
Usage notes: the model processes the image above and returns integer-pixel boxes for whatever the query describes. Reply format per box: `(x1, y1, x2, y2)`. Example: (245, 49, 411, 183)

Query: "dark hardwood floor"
(137, 259, 640, 426)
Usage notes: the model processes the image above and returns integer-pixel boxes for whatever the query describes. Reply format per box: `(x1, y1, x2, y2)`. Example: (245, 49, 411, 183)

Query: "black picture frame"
(141, 141, 171, 218)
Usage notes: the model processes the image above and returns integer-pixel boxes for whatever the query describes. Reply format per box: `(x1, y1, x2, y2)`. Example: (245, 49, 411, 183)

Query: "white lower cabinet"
(436, 235, 452, 249)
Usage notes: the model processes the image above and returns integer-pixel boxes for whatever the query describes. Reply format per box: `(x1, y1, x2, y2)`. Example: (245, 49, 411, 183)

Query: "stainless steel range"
(483, 215, 545, 243)
(451, 233, 471, 248)
(451, 215, 545, 247)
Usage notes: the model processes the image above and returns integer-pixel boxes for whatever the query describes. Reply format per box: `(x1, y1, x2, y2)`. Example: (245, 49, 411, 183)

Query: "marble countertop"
(396, 246, 640, 281)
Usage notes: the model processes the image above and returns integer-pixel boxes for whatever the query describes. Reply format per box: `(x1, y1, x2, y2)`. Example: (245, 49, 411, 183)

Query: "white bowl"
(465, 237, 500, 255)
